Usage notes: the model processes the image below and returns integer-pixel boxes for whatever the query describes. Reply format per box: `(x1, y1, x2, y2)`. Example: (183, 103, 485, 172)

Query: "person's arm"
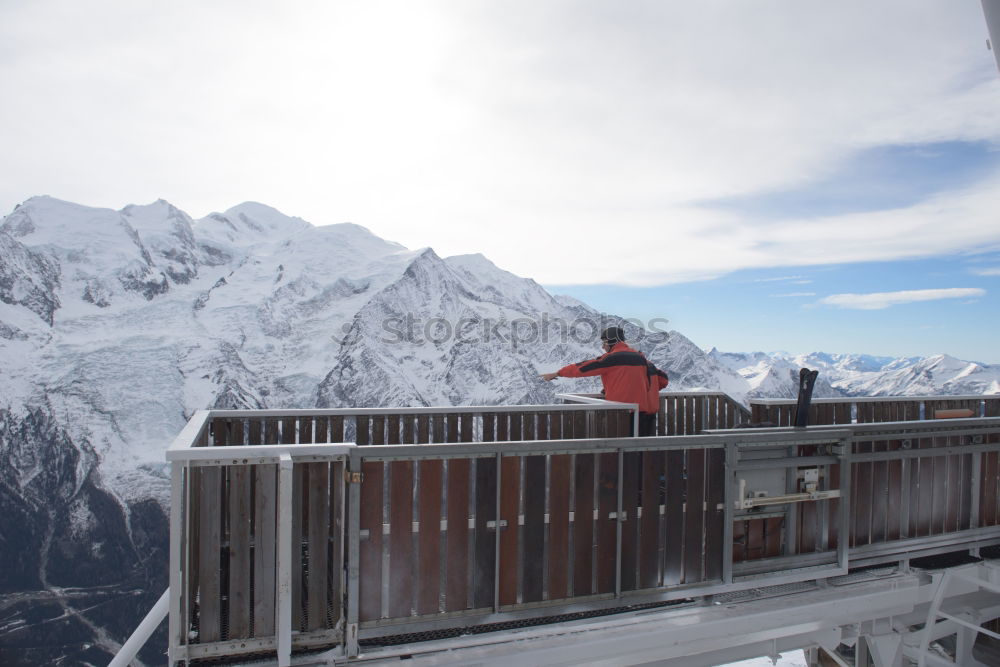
(540, 357, 606, 381)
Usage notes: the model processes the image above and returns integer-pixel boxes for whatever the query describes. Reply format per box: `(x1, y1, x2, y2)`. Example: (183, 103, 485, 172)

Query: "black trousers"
(631, 412, 657, 437)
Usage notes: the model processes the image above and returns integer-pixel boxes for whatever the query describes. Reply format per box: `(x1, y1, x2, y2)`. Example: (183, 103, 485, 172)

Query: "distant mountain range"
(0, 195, 996, 664)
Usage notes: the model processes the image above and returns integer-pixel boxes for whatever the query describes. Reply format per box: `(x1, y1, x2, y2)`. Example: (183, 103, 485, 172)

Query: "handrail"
(159, 395, 1000, 666)
(752, 394, 999, 405)
(108, 588, 169, 667)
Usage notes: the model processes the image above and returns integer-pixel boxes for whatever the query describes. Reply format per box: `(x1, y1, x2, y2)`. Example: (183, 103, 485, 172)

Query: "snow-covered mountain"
(710, 349, 1000, 399)
(1, 195, 997, 664)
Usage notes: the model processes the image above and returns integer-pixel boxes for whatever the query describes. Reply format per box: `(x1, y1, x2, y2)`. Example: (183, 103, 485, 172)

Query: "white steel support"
(168, 461, 186, 665)
(276, 453, 294, 667)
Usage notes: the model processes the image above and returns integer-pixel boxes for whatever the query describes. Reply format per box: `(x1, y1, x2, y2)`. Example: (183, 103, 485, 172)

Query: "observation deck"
(119, 392, 1000, 666)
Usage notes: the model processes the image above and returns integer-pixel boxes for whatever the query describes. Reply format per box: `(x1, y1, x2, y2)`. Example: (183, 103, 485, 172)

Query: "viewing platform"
(124, 392, 1000, 666)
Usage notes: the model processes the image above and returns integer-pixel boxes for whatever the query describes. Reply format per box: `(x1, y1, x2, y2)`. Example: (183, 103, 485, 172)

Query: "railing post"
(837, 437, 852, 571)
(345, 449, 362, 657)
(723, 442, 737, 584)
(168, 461, 185, 665)
(276, 453, 294, 667)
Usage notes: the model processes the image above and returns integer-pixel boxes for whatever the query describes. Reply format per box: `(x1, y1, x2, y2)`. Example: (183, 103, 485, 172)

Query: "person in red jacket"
(541, 326, 669, 436)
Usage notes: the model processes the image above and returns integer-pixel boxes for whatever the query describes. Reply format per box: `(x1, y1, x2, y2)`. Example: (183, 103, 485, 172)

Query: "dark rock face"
(0, 231, 60, 325)
(0, 408, 169, 665)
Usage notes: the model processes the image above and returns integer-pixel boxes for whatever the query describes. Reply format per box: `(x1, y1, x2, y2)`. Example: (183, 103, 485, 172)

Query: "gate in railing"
(166, 397, 1000, 666)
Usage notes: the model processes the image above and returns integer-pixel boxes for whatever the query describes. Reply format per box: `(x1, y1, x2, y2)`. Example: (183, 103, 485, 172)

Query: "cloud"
(971, 267, 1000, 276)
(2, 2, 1000, 288)
(770, 292, 816, 298)
(818, 288, 986, 310)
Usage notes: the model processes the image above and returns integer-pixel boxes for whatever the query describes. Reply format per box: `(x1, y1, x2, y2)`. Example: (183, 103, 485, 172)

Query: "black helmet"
(600, 326, 625, 345)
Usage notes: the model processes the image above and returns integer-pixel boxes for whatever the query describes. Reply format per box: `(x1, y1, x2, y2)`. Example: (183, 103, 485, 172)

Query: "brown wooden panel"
(417, 459, 443, 615)
(483, 412, 496, 443)
(683, 448, 705, 583)
(253, 464, 277, 637)
(663, 450, 685, 583)
(596, 452, 618, 594)
(871, 442, 889, 544)
(473, 456, 498, 608)
(795, 445, 817, 554)
(746, 518, 764, 560)
(497, 412, 509, 442)
(331, 416, 345, 443)
(246, 418, 262, 446)
(931, 451, 947, 535)
(983, 451, 999, 527)
(548, 454, 571, 599)
(944, 453, 961, 533)
(732, 519, 746, 563)
(445, 458, 471, 612)
(228, 465, 252, 638)
(197, 467, 222, 642)
(329, 461, 344, 628)
(460, 413, 473, 443)
(573, 453, 596, 596)
(359, 461, 383, 622)
(522, 455, 546, 603)
(355, 416, 370, 446)
(498, 455, 520, 606)
(959, 453, 974, 531)
(372, 415, 386, 446)
(852, 448, 873, 547)
(704, 449, 725, 580)
(827, 463, 840, 550)
(620, 451, 641, 591)
(414, 414, 429, 445)
(536, 411, 550, 441)
(916, 446, 935, 536)
(386, 415, 400, 446)
(306, 463, 330, 630)
(764, 517, 783, 558)
(388, 460, 413, 618)
(886, 439, 903, 541)
(639, 450, 662, 589)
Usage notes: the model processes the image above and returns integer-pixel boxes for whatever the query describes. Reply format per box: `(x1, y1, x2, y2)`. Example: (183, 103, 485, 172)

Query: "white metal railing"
(109, 395, 1000, 667)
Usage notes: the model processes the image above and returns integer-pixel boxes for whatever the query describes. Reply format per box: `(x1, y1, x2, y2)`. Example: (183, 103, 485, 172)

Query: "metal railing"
(156, 395, 1000, 667)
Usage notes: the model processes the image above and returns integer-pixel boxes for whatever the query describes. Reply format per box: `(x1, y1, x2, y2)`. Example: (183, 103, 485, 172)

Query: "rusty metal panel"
(663, 450, 684, 583)
(573, 453, 596, 596)
(595, 452, 618, 594)
(620, 451, 641, 591)
(639, 450, 662, 589)
(472, 456, 497, 608)
(683, 448, 705, 583)
(388, 459, 413, 619)
(523, 455, 546, 603)
(548, 453, 571, 599)
(445, 458, 471, 612)
(416, 459, 443, 616)
(358, 460, 383, 622)
(498, 455, 520, 607)
(306, 462, 331, 630)
(704, 448, 725, 580)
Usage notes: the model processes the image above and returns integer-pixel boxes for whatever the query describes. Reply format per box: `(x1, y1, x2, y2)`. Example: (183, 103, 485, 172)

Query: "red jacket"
(557, 342, 668, 414)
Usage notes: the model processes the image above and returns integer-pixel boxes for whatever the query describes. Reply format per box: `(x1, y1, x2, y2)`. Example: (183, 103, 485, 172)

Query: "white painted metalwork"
(108, 589, 169, 667)
(112, 396, 1000, 666)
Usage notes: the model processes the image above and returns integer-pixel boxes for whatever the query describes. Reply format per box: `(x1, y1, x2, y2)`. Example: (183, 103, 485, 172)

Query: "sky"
(2, 1, 1000, 362)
